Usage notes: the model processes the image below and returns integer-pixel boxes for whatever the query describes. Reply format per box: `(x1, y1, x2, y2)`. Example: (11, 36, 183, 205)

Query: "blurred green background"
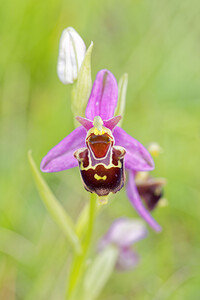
(1, 0, 200, 299)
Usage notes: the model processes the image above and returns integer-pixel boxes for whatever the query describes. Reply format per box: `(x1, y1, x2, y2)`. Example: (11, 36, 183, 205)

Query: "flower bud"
(71, 42, 93, 120)
(57, 27, 86, 84)
(115, 73, 128, 126)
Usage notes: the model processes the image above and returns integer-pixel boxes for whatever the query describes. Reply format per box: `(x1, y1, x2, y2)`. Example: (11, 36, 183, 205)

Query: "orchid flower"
(135, 172, 166, 211)
(40, 69, 161, 231)
(98, 218, 148, 271)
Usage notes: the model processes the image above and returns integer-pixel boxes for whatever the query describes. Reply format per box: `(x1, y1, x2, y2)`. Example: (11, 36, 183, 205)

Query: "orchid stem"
(67, 193, 97, 300)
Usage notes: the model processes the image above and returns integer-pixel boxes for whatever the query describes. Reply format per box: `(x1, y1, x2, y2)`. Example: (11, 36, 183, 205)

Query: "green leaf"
(83, 245, 118, 300)
(0, 227, 35, 264)
(28, 151, 82, 254)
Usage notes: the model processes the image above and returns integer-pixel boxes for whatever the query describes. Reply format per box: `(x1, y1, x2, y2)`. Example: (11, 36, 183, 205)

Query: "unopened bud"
(115, 73, 128, 126)
(57, 27, 86, 84)
(72, 42, 93, 120)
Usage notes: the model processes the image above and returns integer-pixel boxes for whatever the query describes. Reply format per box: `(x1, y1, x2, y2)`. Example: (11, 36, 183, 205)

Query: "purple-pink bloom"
(41, 69, 161, 232)
(98, 218, 148, 271)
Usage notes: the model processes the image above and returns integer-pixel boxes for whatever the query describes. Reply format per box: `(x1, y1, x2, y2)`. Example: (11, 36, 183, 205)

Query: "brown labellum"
(74, 131, 126, 196)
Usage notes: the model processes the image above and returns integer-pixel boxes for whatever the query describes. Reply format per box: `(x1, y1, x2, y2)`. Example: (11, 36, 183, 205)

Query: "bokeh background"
(1, 0, 200, 299)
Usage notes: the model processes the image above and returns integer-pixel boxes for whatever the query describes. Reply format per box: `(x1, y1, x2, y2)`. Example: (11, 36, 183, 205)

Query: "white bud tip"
(57, 27, 86, 84)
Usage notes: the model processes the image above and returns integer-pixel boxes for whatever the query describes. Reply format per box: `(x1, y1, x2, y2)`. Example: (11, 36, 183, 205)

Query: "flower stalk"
(67, 193, 97, 300)
(115, 73, 128, 125)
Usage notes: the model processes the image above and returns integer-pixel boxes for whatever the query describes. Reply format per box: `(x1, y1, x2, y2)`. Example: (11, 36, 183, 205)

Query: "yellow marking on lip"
(93, 127, 105, 135)
(94, 174, 107, 181)
(86, 116, 113, 139)
(80, 160, 122, 171)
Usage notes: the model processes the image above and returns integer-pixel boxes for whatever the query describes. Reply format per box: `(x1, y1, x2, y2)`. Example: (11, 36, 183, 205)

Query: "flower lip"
(136, 176, 166, 211)
(87, 134, 112, 159)
(74, 119, 126, 196)
(85, 117, 114, 146)
(84, 116, 115, 160)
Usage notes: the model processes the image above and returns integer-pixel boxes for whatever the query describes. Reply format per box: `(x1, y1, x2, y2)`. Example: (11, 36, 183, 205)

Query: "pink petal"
(100, 218, 147, 249)
(41, 127, 86, 172)
(103, 116, 122, 131)
(85, 69, 118, 120)
(113, 127, 154, 171)
(116, 248, 139, 271)
(76, 116, 93, 130)
(126, 171, 162, 232)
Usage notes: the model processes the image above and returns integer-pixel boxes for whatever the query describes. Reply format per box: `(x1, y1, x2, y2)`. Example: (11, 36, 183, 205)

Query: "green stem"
(66, 193, 97, 299)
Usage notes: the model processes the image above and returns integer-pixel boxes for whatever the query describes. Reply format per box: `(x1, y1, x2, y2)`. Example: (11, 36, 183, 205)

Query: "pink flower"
(41, 69, 161, 231)
(98, 218, 148, 271)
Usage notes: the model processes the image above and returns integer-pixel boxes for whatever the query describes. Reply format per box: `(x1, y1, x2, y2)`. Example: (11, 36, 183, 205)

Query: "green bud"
(71, 42, 93, 123)
(115, 73, 128, 126)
